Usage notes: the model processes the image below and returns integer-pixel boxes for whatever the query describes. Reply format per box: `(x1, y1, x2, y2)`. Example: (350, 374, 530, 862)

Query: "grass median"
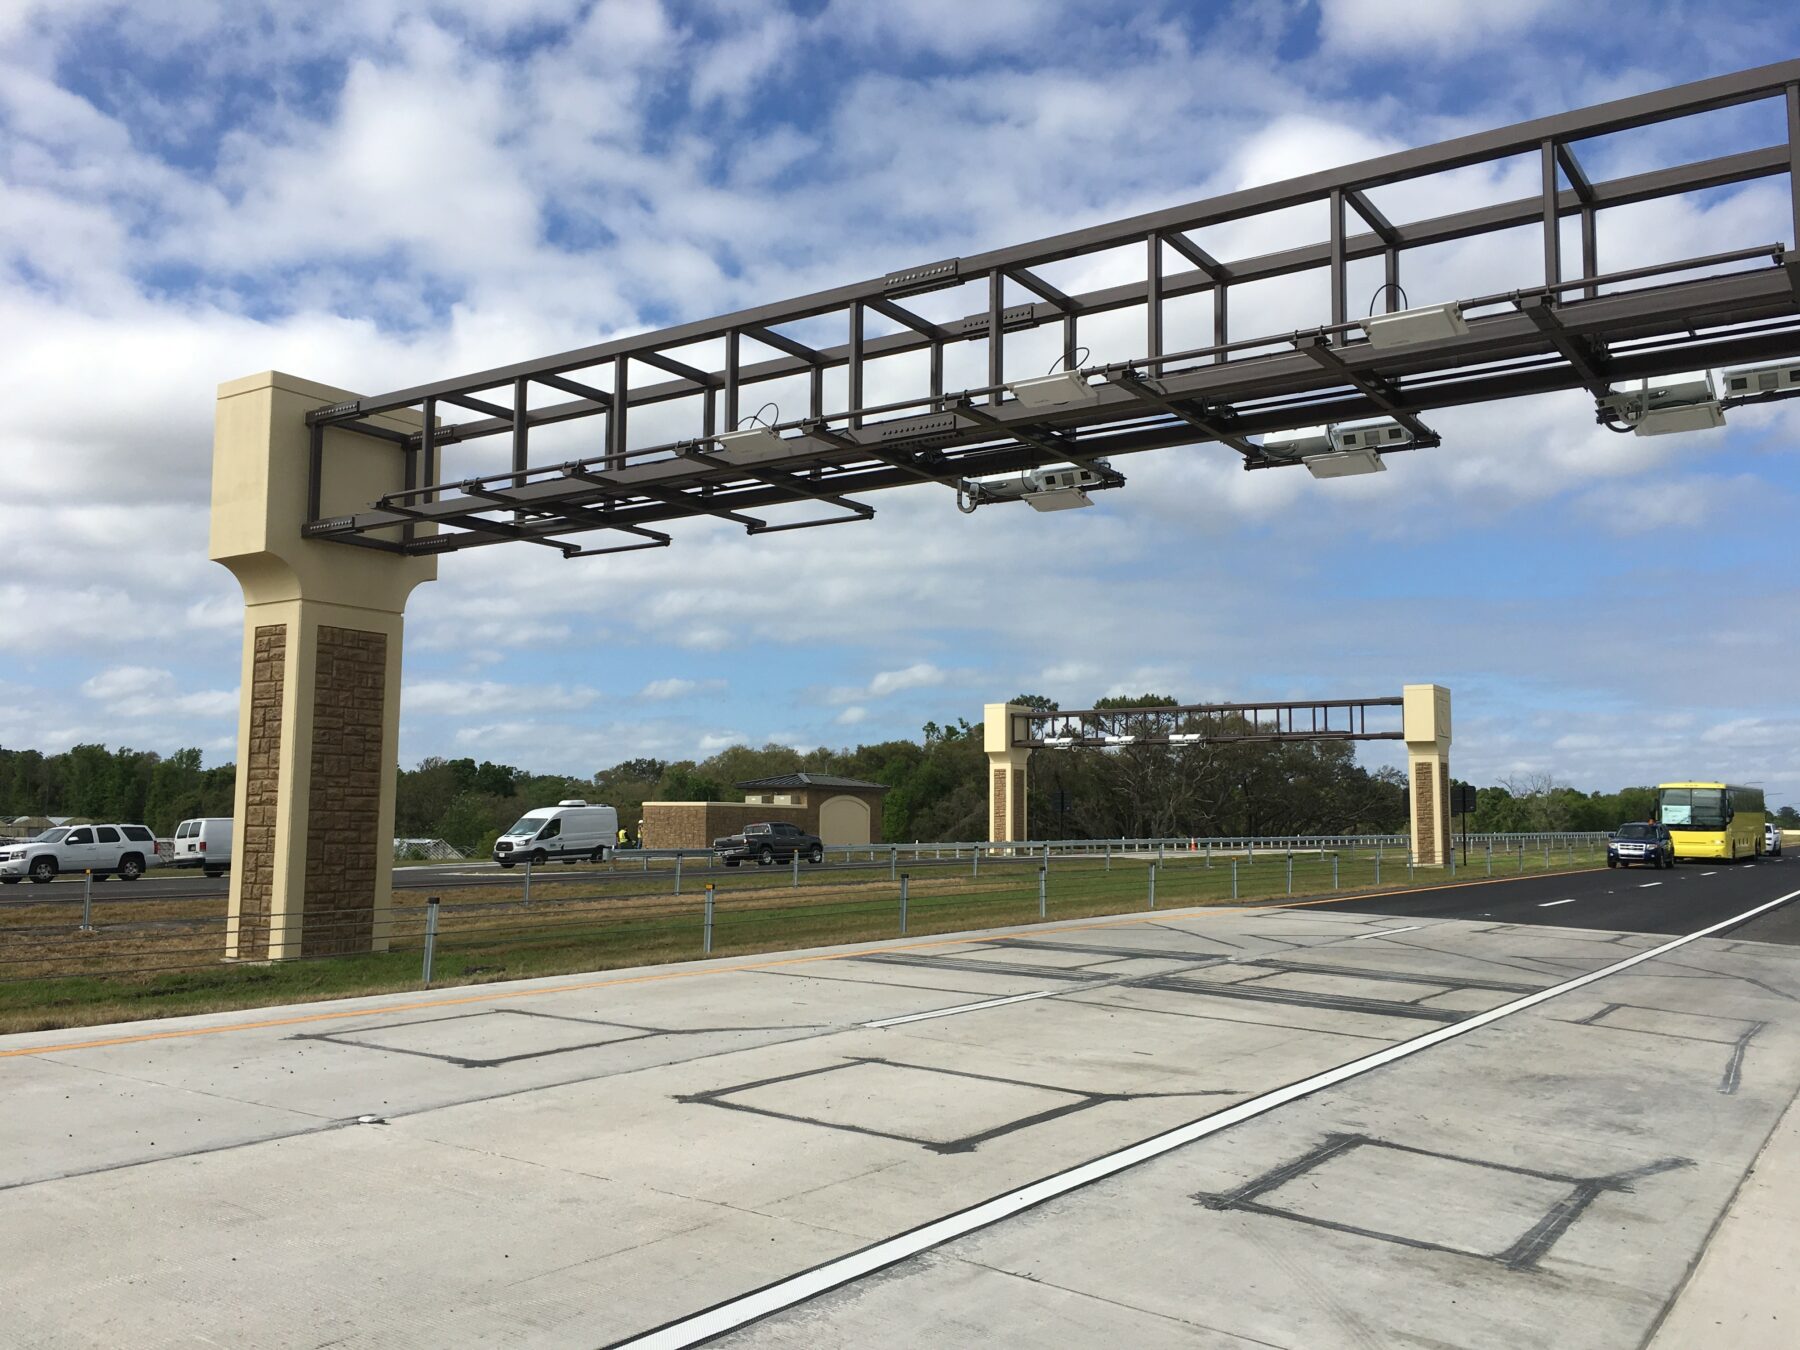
(0, 844, 1607, 1033)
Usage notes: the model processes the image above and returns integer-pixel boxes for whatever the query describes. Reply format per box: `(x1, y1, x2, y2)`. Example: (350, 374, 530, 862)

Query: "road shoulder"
(1648, 1082, 1800, 1349)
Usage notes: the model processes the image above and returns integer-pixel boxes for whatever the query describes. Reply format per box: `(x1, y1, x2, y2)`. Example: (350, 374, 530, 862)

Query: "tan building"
(641, 773, 888, 850)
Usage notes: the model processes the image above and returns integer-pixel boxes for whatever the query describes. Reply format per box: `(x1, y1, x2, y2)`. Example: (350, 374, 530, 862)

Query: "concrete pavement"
(2, 874, 1797, 1348)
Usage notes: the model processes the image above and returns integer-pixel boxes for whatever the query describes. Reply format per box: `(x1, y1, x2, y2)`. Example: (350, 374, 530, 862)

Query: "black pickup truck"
(713, 821, 824, 866)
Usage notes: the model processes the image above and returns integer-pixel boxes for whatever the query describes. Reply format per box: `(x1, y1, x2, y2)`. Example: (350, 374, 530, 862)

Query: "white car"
(1767, 822, 1784, 857)
(0, 824, 163, 884)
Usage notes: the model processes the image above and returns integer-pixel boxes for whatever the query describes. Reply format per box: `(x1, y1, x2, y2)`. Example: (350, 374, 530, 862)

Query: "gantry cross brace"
(301, 60, 1800, 558)
(1014, 698, 1404, 750)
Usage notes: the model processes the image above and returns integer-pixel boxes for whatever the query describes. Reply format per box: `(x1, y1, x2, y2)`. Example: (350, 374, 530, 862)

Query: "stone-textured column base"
(228, 600, 404, 960)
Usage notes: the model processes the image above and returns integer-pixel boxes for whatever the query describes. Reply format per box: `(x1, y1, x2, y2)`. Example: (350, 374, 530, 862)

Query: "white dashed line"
(1639, 881, 1663, 888)
(1352, 925, 1423, 940)
(863, 990, 1058, 1028)
(1702, 871, 1718, 877)
(1539, 899, 1576, 908)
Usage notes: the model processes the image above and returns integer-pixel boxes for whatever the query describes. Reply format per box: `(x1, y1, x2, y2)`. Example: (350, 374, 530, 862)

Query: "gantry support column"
(1403, 683, 1453, 867)
(984, 703, 1032, 851)
(210, 372, 436, 960)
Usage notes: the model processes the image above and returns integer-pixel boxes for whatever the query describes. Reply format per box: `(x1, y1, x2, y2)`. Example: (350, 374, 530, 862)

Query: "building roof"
(736, 772, 890, 793)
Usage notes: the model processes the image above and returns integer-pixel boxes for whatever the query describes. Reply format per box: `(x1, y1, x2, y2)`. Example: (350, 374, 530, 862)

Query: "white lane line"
(1352, 925, 1423, 940)
(1539, 899, 1577, 908)
(1639, 882, 1663, 888)
(611, 888, 1800, 1350)
(863, 990, 1058, 1028)
(1702, 871, 1718, 877)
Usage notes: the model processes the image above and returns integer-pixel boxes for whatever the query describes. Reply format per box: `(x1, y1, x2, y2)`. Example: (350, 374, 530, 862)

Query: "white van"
(493, 800, 619, 868)
(172, 818, 234, 876)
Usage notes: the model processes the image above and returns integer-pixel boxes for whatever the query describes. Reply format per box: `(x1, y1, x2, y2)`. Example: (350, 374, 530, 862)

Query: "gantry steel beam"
(300, 60, 1800, 557)
(1014, 698, 1405, 749)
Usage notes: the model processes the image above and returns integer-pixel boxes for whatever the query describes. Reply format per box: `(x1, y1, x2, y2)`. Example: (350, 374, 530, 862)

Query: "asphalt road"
(1313, 852, 1800, 945)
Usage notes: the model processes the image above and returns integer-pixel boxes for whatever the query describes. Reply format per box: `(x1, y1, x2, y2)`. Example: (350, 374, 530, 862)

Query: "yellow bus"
(1655, 781, 1768, 861)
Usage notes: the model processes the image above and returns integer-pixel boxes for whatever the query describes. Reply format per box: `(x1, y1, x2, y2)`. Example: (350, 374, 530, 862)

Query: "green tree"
(657, 764, 726, 802)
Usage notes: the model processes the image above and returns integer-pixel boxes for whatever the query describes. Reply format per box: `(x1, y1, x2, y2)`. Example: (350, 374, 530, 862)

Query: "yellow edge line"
(0, 864, 1606, 1059)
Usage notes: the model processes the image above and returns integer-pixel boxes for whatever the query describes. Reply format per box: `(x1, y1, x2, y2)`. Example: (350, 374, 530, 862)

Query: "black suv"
(1607, 822, 1675, 870)
(713, 822, 824, 867)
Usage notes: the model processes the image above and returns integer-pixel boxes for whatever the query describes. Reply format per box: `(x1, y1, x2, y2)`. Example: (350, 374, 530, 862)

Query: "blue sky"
(2, 0, 1798, 808)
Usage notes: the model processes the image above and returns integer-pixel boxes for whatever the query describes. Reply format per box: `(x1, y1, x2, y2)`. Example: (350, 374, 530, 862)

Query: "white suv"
(0, 824, 163, 885)
(1767, 822, 1784, 857)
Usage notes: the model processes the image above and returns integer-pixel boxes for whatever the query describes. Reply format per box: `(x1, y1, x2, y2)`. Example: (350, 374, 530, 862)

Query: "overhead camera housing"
(1262, 419, 1410, 477)
(1718, 359, 1800, 396)
(1361, 301, 1470, 349)
(713, 426, 789, 462)
(1007, 370, 1100, 409)
(1596, 371, 1725, 436)
(961, 459, 1120, 512)
(1260, 425, 1337, 459)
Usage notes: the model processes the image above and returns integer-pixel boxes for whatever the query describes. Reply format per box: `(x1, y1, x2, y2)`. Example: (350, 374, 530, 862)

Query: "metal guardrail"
(0, 833, 1620, 1008)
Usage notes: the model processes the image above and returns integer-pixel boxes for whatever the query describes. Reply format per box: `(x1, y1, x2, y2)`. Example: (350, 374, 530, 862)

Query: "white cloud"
(637, 676, 726, 700)
(867, 663, 948, 697)
(79, 666, 238, 721)
(835, 705, 867, 726)
(405, 678, 600, 717)
(1318, 0, 1557, 58)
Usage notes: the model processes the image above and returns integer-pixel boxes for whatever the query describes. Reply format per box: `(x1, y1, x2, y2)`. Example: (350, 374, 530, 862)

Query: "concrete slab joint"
(212, 371, 436, 961)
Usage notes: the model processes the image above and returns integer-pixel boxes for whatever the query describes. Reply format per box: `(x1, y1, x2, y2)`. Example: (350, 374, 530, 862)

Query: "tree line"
(14, 699, 1789, 848)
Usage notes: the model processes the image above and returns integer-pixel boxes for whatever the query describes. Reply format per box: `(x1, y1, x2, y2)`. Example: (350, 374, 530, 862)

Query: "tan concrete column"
(1403, 683, 1453, 867)
(211, 373, 436, 959)
(983, 703, 1032, 850)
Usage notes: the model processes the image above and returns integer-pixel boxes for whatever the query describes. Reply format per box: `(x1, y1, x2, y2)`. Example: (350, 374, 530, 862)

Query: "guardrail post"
(1206, 839, 1212, 868)
(1486, 841, 1493, 876)
(79, 870, 94, 933)
(1148, 863, 1157, 910)
(422, 897, 440, 987)
(1518, 842, 1525, 874)
(1374, 851, 1381, 886)
(1332, 853, 1339, 890)
(973, 846, 980, 879)
(1408, 854, 1415, 883)
(1158, 840, 1165, 865)
(890, 846, 898, 881)
(899, 872, 909, 935)
(1231, 858, 1238, 900)
(675, 852, 683, 897)
(1286, 851, 1293, 896)
(1105, 842, 1112, 872)
(522, 857, 532, 907)
(1544, 841, 1550, 870)
(1038, 865, 1047, 918)
(792, 852, 800, 888)
(703, 882, 715, 954)
(1248, 839, 1255, 863)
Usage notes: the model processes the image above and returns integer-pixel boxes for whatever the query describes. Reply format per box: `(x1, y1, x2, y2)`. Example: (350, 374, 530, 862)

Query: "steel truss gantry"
(1012, 698, 1404, 750)
(302, 60, 1800, 559)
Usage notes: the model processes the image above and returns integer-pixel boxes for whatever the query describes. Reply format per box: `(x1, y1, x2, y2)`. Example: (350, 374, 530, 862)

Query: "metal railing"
(0, 835, 1617, 1014)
